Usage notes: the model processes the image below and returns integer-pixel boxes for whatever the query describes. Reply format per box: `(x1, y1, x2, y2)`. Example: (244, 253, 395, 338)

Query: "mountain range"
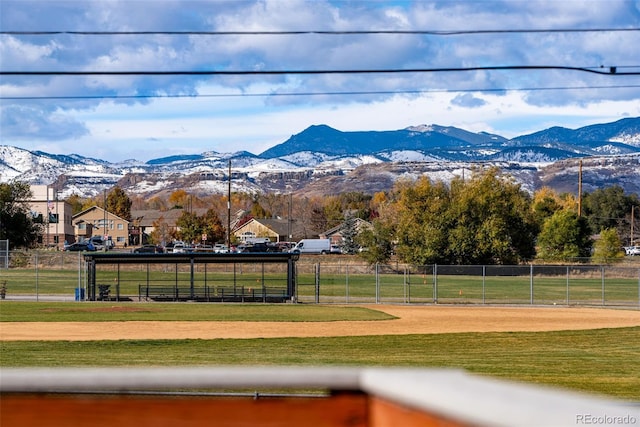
(1, 117, 639, 199)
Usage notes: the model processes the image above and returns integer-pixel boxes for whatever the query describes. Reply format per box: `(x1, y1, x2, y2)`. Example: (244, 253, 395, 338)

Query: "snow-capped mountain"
(1, 117, 639, 198)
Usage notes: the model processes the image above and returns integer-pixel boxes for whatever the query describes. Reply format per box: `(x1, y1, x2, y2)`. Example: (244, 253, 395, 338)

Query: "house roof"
(72, 206, 129, 223)
(233, 218, 294, 238)
(322, 218, 372, 237)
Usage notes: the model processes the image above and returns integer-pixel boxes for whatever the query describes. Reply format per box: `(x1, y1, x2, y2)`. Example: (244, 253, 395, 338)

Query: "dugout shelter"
(83, 252, 299, 302)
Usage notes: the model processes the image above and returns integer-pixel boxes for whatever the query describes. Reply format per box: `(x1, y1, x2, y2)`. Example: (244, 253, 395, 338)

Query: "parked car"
(330, 245, 343, 254)
(240, 242, 281, 253)
(133, 245, 164, 254)
(172, 243, 187, 253)
(89, 236, 114, 251)
(193, 244, 214, 252)
(276, 242, 294, 252)
(64, 242, 96, 252)
(625, 246, 640, 256)
(213, 244, 229, 253)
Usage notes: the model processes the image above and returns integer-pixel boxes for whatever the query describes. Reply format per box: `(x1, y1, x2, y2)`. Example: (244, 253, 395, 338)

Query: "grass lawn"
(0, 301, 395, 322)
(1, 328, 639, 400)
(1, 302, 639, 400)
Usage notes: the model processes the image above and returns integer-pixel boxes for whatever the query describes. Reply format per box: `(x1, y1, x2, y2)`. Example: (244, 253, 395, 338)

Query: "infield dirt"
(2, 305, 640, 341)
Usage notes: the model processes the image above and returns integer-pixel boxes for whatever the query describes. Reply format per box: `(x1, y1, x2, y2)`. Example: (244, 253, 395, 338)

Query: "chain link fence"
(1, 250, 639, 307)
(0, 240, 8, 269)
(295, 261, 640, 307)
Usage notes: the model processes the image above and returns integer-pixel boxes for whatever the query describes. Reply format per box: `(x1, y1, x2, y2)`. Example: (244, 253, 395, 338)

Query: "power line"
(3, 28, 639, 36)
(2, 65, 638, 76)
(3, 84, 640, 101)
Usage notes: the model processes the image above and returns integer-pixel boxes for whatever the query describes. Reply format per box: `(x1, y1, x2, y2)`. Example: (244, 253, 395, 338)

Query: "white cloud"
(1, 0, 639, 161)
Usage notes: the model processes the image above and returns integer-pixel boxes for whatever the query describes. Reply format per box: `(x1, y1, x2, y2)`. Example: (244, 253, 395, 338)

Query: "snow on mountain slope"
(2, 118, 639, 198)
(610, 132, 640, 147)
(378, 150, 440, 162)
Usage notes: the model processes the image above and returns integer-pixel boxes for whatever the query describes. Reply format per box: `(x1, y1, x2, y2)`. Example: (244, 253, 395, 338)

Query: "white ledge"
(2, 367, 639, 427)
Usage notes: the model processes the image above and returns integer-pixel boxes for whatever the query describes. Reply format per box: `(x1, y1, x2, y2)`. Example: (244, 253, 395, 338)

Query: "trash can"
(75, 287, 85, 301)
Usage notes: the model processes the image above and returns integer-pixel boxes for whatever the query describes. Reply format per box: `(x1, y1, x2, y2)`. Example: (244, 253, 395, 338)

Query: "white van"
(289, 239, 331, 254)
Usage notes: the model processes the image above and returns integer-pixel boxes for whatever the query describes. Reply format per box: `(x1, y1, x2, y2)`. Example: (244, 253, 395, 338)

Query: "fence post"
(375, 263, 380, 304)
(345, 264, 350, 304)
(77, 251, 82, 301)
(482, 265, 486, 305)
(601, 265, 605, 306)
(262, 263, 266, 303)
(190, 257, 195, 300)
(315, 263, 320, 304)
(566, 266, 570, 306)
(530, 264, 534, 305)
(404, 265, 408, 304)
(35, 251, 39, 301)
(433, 264, 438, 304)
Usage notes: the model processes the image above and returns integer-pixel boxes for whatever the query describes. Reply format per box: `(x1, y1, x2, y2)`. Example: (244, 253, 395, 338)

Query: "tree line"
(1, 168, 638, 265)
(356, 168, 638, 264)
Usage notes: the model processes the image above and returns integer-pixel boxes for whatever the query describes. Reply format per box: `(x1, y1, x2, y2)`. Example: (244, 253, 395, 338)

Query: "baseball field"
(1, 302, 640, 399)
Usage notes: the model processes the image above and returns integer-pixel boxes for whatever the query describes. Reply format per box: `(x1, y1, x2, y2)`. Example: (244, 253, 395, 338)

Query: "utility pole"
(288, 193, 292, 241)
(103, 189, 107, 250)
(227, 159, 231, 248)
(55, 190, 59, 249)
(46, 185, 50, 247)
(577, 160, 583, 217)
(632, 205, 636, 246)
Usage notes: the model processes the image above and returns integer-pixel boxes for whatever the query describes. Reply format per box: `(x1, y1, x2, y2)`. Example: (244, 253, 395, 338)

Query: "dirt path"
(2, 305, 639, 341)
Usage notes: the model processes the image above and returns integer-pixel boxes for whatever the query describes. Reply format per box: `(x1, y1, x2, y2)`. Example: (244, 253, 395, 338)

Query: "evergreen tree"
(340, 215, 359, 254)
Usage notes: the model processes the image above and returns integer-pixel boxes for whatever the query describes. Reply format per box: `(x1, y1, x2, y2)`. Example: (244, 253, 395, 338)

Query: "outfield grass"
(1, 328, 639, 400)
(1, 302, 639, 400)
(0, 302, 395, 322)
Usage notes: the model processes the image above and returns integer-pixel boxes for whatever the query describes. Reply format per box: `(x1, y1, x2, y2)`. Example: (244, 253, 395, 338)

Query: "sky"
(1, 0, 640, 163)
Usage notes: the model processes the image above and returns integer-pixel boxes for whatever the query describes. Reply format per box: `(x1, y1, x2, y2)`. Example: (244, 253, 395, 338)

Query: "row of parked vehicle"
(131, 239, 344, 255)
(64, 236, 114, 252)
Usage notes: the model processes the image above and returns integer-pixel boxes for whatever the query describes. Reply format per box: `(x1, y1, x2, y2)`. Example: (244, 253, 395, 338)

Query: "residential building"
(320, 218, 372, 245)
(130, 208, 210, 245)
(72, 206, 130, 248)
(28, 185, 74, 249)
(232, 218, 295, 243)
